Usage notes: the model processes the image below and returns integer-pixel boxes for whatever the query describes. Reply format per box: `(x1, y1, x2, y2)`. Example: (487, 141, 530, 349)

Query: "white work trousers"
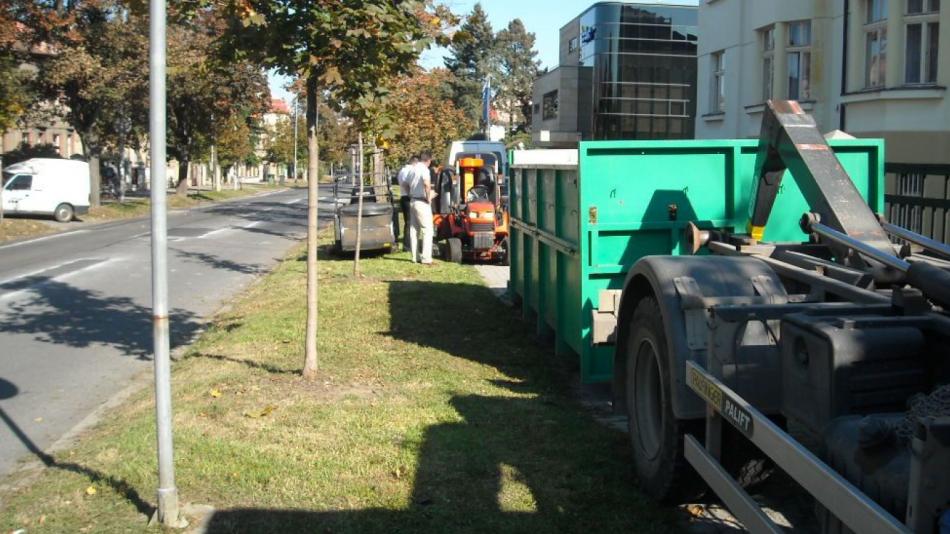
(409, 199, 434, 264)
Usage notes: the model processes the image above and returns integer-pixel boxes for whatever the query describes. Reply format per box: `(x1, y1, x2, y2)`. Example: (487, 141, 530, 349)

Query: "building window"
(568, 37, 579, 53)
(865, 0, 888, 87)
(761, 26, 775, 100)
(905, 0, 940, 84)
(533, 103, 540, 115)
(787, 20, 812, 100)
(711, 51, 725, 112)
(542, 90, 558, 120)
(868, 0, 889, 22)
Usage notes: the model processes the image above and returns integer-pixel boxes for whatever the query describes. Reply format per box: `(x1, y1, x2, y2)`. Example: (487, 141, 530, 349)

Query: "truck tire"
(446, 238, 462, 263)
(625, 296, 703, 502)
(54, 203, 74, 223)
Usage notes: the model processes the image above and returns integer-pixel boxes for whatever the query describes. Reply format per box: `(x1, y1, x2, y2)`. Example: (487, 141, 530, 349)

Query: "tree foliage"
(384, 68, 470, 167)
(165, 15, 269, 194)
(496, 19, 541, 133)
(215, 112, 256, 173)
(444, 3, 499, 132)
(0, 7, 33, 133)
(224, 0, 456, 377)
(22, 0, 150, 205)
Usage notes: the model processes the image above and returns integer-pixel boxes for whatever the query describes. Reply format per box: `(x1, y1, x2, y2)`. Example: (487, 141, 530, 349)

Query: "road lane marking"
(198, 227, 232, 239)
(0, 229, 90, 251)
(285, 198, 304, 205)
(0, 258, 117, 303)
(243, 221, 263, 229)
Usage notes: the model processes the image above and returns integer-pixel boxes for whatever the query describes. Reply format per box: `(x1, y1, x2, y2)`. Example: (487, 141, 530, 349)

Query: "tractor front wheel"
(445, 238, 462, 263)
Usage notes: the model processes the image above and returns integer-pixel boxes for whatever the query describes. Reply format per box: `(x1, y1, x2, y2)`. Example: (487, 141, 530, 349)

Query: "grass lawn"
(0, 184, 284, 245)
(0, 218, 59, 243)
(0, 241, 674, 533)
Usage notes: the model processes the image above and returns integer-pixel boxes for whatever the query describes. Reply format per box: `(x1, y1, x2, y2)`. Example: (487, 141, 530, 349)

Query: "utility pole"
(149, 0, 184, 527)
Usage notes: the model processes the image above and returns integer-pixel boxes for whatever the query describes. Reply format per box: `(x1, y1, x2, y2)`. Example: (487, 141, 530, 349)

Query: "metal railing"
(885, 163, 950, 244)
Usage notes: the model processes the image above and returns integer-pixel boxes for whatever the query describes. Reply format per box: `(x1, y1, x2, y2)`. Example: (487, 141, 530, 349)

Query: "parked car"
(1, 158, 91, 222)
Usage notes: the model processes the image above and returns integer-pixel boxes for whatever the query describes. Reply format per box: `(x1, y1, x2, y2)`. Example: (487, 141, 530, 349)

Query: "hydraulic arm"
(748, 100, 897, 279)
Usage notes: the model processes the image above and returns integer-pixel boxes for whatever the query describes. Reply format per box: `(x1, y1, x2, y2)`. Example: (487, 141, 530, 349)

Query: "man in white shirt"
(408, 151, 435, 264)
(396, 156, 418, 251)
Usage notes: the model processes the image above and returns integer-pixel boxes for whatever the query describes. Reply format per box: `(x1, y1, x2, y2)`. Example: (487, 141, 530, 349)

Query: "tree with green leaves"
(215, 112, 256, 179)
(444, 3, 500, 133)
(0, 2, 36, 133)
(166, 15, 268, 196)
(496, 19, 541, 133)
(0, 56, 32, 133)
(28, 0, 149, 207)
(224, 0, 454, 379)
(383, 68, 470, 169)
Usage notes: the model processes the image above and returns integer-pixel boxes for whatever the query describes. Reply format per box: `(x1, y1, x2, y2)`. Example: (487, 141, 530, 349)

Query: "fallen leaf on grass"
(210, 388, 222, 398)
(85, 486, 97, 496)
(243, 405, 277, 418)
(34, 417, 43, 422)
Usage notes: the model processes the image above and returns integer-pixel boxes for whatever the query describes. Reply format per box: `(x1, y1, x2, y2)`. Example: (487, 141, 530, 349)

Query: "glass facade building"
(579, 3, 698, 140)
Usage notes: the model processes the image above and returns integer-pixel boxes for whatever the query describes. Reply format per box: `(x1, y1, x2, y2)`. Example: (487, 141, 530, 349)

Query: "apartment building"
(697, 0, 950, 241)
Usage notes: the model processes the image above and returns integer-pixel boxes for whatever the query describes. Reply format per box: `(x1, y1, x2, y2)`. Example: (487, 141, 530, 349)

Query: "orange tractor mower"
(432, 154, 510, 264)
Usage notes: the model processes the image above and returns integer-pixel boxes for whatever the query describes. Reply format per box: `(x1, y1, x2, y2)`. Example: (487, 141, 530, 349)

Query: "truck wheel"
(446, 238, 462, 263)
(54, 203, 74, 223)
(626, 296, 703, 502)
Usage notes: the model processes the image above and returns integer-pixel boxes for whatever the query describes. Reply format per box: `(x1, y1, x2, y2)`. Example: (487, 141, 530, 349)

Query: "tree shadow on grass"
(201, 388, 670, 533)
(0, 378, 155, 518)
(0, 279, 201, 360)
(184, 352, 297, 375)
(200, 280, 671, 533)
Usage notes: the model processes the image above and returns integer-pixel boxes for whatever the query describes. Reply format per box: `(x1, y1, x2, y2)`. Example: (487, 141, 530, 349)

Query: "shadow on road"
(172, 249, 266, 276)
(0, 377, 155, 517)
(0, 279, 201, 360)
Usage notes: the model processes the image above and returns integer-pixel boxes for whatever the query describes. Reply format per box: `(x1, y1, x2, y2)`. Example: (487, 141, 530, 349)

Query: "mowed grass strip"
(0, 241, 674, 534)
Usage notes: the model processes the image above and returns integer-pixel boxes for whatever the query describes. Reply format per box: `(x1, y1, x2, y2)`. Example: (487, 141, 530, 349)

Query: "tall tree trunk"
(211, 145, 221, 193)
(353, 132, 364, 277)
(175, 161, 189, 196)
(302, 75, 320, 380)
(88, 153, 102, 208)
(118, 139, 126, 204)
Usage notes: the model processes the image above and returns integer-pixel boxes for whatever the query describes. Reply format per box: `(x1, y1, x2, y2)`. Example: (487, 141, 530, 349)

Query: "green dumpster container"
(509, 139, 884, 383)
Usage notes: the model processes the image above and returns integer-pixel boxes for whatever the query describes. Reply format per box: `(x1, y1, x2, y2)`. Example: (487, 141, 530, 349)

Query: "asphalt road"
(0, 186, 339, 477)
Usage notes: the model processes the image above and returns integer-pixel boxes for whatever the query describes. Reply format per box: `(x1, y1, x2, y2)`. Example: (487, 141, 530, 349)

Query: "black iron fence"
(884, 163, 950, 244)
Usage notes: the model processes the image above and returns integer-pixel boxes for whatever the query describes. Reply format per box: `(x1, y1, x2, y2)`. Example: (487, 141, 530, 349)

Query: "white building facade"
(696, 0, 950, 167)
(697, 0, 950, 242)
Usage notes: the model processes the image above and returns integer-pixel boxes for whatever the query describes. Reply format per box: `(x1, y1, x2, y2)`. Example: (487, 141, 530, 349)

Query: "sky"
(268, 0, 593, 104)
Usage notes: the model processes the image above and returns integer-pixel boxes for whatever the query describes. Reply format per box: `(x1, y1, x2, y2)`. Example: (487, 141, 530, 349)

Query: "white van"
(1, 158, 91, 222)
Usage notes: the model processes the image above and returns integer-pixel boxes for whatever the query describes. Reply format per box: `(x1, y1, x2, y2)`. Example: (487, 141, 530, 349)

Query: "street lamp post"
(149, 0, 184, 527)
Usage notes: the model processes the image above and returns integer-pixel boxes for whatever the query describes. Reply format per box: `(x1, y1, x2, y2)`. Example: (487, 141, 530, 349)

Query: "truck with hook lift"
(509, 100, 950, 533)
